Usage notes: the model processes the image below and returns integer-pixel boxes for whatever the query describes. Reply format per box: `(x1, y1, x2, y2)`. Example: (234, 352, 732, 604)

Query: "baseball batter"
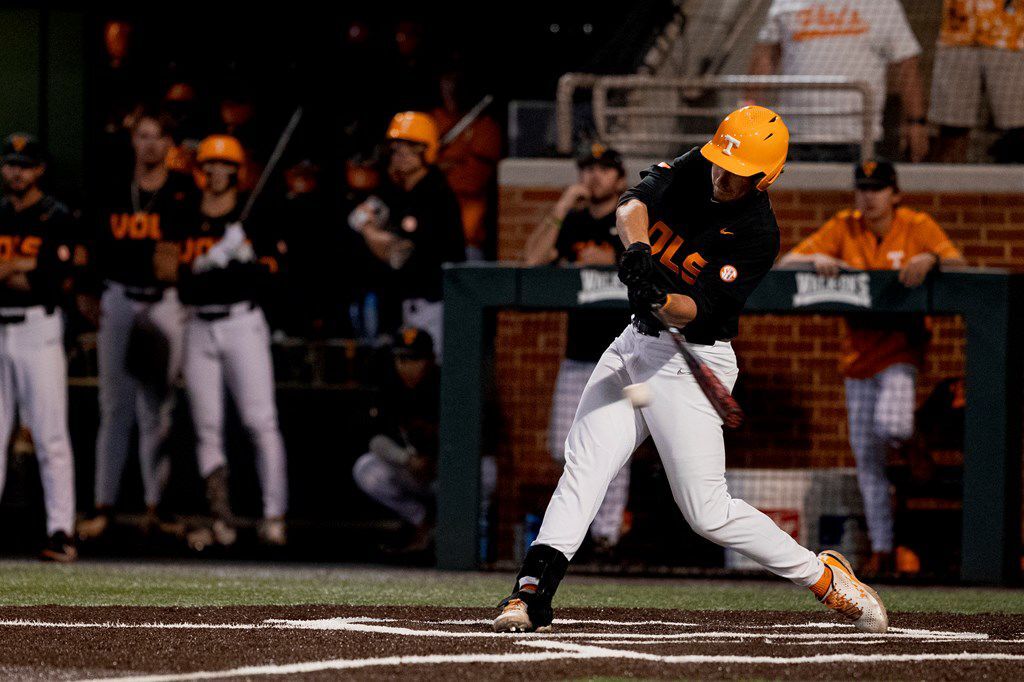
(494, 107, 888, 634)
(0, 133, 78, 562)
(81, 108, 196, 539)
(178, 134, 287, 547)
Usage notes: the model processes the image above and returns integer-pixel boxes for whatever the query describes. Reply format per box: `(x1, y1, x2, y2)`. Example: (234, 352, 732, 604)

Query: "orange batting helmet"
(386, 111, 439, 163)
(194, 134, 245, 189)
(700, 105, 789, 191)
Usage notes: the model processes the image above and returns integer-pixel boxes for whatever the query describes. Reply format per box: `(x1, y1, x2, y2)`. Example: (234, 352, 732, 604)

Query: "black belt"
(196, 301, 255, 321)
(632, 316, 715, 346)
(123, 289, 163, 303)
(0, 314, 25, 324)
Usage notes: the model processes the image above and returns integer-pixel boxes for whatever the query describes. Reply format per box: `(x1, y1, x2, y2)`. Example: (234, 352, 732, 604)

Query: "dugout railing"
(438, 264, 1023, 585)
(555, 73, 875, 159)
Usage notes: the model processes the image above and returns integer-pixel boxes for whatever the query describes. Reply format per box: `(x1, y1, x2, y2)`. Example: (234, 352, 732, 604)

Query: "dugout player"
(349, 112, 464, 356)
(0, 133, 78, 562)
(494, 106, 888, 635)
(780, 159, 964, 576)
(522, 144, 631, 556)
(179, 134, 288, 548)
(79, 108, 196, 541)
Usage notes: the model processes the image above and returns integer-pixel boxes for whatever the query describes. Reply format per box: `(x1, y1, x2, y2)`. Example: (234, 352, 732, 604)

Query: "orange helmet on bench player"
(386, 112, 439, 164)
(700, 105, 789, 191)
(194, 134, 245, 190)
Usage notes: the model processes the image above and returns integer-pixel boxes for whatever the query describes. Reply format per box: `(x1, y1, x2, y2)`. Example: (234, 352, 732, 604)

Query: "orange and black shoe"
(812, 550, 888, 633)
(40, 531, 78, 563)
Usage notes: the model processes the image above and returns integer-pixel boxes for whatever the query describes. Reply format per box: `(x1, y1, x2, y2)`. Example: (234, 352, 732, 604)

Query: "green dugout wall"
(438, 265, 1024, 585)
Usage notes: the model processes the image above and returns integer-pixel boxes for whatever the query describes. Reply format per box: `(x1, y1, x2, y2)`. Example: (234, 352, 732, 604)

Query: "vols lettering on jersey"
(94, 174, 198, 289)
(618, 147, 781, 344)
(109, 212, 162, 241)
(648, 221, 709, 285)
(178, 236, 217, 264)
(0, 234, 42, 259)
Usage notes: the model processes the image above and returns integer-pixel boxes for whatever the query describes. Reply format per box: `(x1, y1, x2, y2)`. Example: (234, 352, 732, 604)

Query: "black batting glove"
(628, 281, 667, 316)
(618, 242, 654, 287)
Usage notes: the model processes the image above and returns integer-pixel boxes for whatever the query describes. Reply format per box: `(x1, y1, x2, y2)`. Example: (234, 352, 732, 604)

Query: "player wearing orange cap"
(495, 107, 888, 636)
(349, 112, 464, 355)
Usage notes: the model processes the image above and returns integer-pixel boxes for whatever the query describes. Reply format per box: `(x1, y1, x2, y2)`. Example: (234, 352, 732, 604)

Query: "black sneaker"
(40, 531, 78, 563)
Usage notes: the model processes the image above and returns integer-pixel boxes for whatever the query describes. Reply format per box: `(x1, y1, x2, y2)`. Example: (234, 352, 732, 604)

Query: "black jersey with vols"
(618, 147, 781, 344)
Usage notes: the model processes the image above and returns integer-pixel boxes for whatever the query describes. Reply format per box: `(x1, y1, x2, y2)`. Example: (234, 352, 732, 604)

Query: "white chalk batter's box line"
(0, 617, 1020, 681)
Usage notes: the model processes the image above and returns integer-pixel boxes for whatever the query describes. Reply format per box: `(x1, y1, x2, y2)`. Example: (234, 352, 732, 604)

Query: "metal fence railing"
(556, 73, 875, 160)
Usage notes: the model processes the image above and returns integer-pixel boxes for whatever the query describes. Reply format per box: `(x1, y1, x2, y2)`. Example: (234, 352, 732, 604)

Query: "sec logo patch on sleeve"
(719, 264, 738, 282)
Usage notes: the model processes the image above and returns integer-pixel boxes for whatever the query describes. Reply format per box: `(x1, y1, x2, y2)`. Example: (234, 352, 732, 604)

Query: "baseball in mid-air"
(622, 382, 651, 408)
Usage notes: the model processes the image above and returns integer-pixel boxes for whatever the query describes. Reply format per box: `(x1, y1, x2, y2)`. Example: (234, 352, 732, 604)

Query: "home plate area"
(1, 606, 1023, 680)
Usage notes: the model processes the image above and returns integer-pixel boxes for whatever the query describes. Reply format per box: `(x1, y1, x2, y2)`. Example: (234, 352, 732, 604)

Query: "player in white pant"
(495, 107, 888, 635)
(179, 135, 288, 547)
(81, 108, 197, 540)
(0, 133, 78, 561)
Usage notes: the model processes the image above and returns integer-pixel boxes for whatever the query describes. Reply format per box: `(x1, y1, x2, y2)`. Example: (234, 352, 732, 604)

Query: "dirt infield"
(1, 605, 1023, 680)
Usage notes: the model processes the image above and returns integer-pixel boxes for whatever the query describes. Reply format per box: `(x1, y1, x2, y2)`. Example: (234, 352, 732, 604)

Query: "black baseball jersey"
(376, 167, 465, 302)
(176, 200, 285, 307)
(93, 173, 198, 289)
(618, 147, 781, 344)
(554, 208, 629, 362)
(0, 195, 76, 310)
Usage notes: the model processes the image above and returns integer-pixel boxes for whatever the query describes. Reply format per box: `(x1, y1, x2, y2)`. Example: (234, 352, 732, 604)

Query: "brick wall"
(494, 184, 1022, 558)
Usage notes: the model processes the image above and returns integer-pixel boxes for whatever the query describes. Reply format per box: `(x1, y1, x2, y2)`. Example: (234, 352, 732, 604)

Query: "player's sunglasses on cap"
(576, 142, 625, 175)
(1, 133, 45, 167)
(854, 158, 898, 191)
(700, 105, 789, 191)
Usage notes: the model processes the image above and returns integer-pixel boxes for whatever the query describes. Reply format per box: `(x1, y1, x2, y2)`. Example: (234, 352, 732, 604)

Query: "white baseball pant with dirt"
(183, 303, 287, 519)
(95, 282, 185, 509)
(535, 323, 823, 586)
(0, 307, 76, 535)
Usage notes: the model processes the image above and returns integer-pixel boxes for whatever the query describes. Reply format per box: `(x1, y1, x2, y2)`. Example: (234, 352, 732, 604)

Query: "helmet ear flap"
(756, 163, 784, 191)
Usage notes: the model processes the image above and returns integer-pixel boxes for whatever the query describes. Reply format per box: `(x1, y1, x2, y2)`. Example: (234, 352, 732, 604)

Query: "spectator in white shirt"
(749, 0, 928, 162)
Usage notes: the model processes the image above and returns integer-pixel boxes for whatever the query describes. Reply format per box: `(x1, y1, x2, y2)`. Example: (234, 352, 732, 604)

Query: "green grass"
(1, 560, 1022, 614)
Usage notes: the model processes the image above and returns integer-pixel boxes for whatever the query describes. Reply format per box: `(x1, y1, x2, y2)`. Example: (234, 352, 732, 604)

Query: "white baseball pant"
(844, 362, 917, 554)
(95, 283, 185, 509)
(0, 307, 75, 535)
(183, 303, 287, 519)
(353, 448, 497, 527)
(535, 324, 823, 587)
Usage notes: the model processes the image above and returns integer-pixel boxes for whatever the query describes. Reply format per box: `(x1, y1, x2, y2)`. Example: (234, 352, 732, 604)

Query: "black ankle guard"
(499, 544, 569, 628)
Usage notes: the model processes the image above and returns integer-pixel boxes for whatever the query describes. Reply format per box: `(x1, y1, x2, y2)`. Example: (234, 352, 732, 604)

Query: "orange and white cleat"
(815, 550, 888, 633)
(492, 598, 552, 633)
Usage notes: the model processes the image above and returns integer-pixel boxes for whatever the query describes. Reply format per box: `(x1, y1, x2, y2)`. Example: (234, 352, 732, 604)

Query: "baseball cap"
(393, 327, 434, 359)
(2, 133, 45, 166)
(576, 142, 625, 175)
(854, 158, 897, 191)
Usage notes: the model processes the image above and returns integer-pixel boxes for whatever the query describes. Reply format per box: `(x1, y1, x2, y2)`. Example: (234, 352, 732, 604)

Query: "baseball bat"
(651, 308, 745, 429)
(239, 105, 304, 222)
(440, 95, 493, 147)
